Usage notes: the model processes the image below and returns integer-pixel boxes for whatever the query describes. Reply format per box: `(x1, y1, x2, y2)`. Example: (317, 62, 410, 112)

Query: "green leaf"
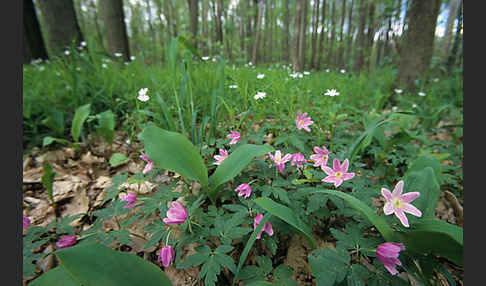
(312, 189, 395, 241)
(71, 104, 91, 142)
(253, 197, 315, 248)
(233, 213, 272, 285)
(346, 264, 369, 286)
(274, 264, 296, 286)
(209, 144, 274, 200)
(200, 256, 220, 286)
(30, 265, 81, 286)
(403, 167, 440, 219)
(96, 110, 116, 144)
(399, 219, 463, 266)
(215, 245, 234, 254)
(244, 281, 273, 286)
(109, 153, 129, 167)
(155, 92, 177, 131)
(41, 162, 55, 204)
(257, 256, 273, 276)
(308, 247, 350, 286)
(54, 243, 173, 286)
(42, 136, 71, 147)
(407, 156, 442, 182)
(138, 125, 208, 192)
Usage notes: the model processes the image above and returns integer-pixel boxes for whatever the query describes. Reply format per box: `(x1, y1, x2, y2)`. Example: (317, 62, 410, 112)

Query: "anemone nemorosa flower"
(163, 201, 188, 225)
(121, 192, 137, 209)
(291, 153, 306, 168)
(268, 150, 292, 173)
(23, 216, 30, 229)
(321, 158, 355, 188)
(253, 214, 273, 239)
(295, 112, 314, 132)
(310, 146, 330, 168)
(382, 180, 422, 228)
(213, 149, 228, 165)
(158, 245, 175, 267)
(140, 152, 154, 174)
(56, 235, 77, 249)
(235, 183, 252, 198)
(376, 242, 406, 275)
(227, 131, 241, 144)
(137, 88, 149, 102)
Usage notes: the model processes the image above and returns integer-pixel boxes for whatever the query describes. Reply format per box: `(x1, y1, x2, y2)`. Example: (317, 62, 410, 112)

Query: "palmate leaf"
(308, 247, 350, 286)
(138, 125, 209, 191)
(33, 243, 172, 286)
(208, 144, 274, 201)
(30, 265, 81, 286)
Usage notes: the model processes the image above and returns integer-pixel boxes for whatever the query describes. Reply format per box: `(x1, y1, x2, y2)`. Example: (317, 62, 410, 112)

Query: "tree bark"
(441, 0, 460, 58)
(446, 0, 462, 74)
(326, 0, 336, 67)
(292, 0, 303, 71)
(310, 0, 320, 69)
(344, 0, 354, 69)
(145, 0, 157, 59)
(202, 0, 209, 54)
(99, 0, 131, 61)
(89, 0, 104, 46)
(337, 0, 347, 69)
(283, 0, 291, 63)
(364, 2, 375, 71)
(353, 0, 367, 73)
(24, 0, 48, 63)
(187, 0, 199, 49)
(215, 0, 224, 44)
(299, 0, 309, 70)
(397, 0, 441, 90)
(246, 0, 253, 60)
(252, 0, 264, 64)
(37, 0, 84, 55)
(316, 0, 327, 69)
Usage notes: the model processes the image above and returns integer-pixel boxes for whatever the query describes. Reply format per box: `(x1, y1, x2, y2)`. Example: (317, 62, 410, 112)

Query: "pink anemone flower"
(121, 192, 137, 209)
(158, 245, 175, 267)
(310, 146, 330, 168)
(56, 235, 78, 249)
(140, 152, 154, 174)
(376, 242, 406, 275)
(268, 150, 292, 173)
(253, 214, 274, 239)
(295, 112, 314, 132)
(213, 149, 228, 165)
(291, 153, 306, 168)
(382, 181, 422, 228)
(321, 158, 355, 187)
(227, 131, 241, 144)
(163, 201, 188, 225)
(235, 183, 252, 198)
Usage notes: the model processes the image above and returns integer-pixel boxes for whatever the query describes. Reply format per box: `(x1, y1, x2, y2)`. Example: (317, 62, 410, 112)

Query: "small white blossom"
(254, 91, 266, 100)
(56, 72, 60, 76)
(303, 71, 310, 75)
(102, 63, 107, 69)
(325, 69, 330, 73)
(340, 69, 346, 73)
(212, 58, 217, 62)
(433, 78, 439, 82)
(137, 88, 150, 102)
(76, 67, 81, 71)
(418, 92, 426, 97)
(64, 50, 70, 55)
(394, 89, 403, 94)
(114, 52, 123, 57)
(412, 104, 418, 108)
(324, 89, 340, 97)
(392, 106, 398, 112)
(38, 66, 45, 71)
(80, 41, 87, 47)
(130, 56, 136, 61)
(229, 85, 238, 89)
(202, 56, 210, 61)
(257, 74, 265, 79)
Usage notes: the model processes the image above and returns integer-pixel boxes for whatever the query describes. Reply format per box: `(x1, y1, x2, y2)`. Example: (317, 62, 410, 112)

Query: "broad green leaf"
(41, 162, 55, 204)
(209, 144, 274, 200)
(407, 156, 442, 182)
(96, 110, 115, 144)
(71, 104, 91, 142)
(253, 197, 315, 248)
(138, 125, 208, 191)
(109, 153, 129, 167)
(42, 136, 71, 147)
(403, 167, 440, 219)
(312, 189, 395, 241)
(244, 282, 273, 286)
(398, 219, 463, 266)
(30, 265, 81, 286)
(233, 213, 272, 285)
(54, 243, 173, 286)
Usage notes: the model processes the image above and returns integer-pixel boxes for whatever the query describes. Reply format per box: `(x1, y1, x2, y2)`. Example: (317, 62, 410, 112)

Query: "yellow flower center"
(335, 172, 343, 178)
(391, 197, 404, 209)
(299, 120, 305, 126)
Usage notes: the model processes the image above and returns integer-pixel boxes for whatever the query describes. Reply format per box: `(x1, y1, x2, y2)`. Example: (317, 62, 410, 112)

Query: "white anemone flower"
(202, 56, 210, 61)
(114, 52, 123, 57)
(257, 74, 265, 79)
(130, 56, 136, 61)
(137, 88, 150, 102)
(229, 85, 238, 89)
(324, 89, 340, 97)
(418, 92, 426, 97)
(64, 50, 70, 55)
(102, 63, 107, 69)
(340, 69, 346, 73)
(394, 89, 403, 94)
(254, 92, 266, 100)
(412, 104, 418, 108)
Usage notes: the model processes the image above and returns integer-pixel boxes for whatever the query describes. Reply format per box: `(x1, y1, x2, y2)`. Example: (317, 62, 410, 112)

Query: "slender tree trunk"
(99, 0, 130, 61)
(337, 0, 347, 69)
(24, 0, 48, 63)
(225, 6, 233, 60)
(246, 0, 253, 60)
(299, 0, 309, 70)
(317, 0, 327, 69)
(353, 0, 367, 73)
(187, 0, 199, 49)
(167, 0, 178, 38)
(263, 0, 269, 62)
(239, 16, 245, 55)
(215, 0, 224, 45)
(446, 0, 462, 74)
(202, 0, 209, 54)
(145, 0, 157, 59)
(383, 13, 392, 59)
(89, 0, 104, 46)
(375, 30, 383, 67)
(397, 0, 441, 90)
(344, 0, 354, 69)
(441, 0, 460, 58)
(365, 2, 375, 71)
(37, 0, 84, 55)
(252, 0, 264, 64)
(326, 0, 336, 67)
(310, 0, 320, 69)
(154, 0, 166, 62)
(292, 0, 303, 71)
(283, 0, 290, 63)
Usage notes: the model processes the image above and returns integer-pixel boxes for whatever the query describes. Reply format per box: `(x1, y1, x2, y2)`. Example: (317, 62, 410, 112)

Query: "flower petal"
(381, 188, 392, 201)
(394, 209, 409, 228)
(321, 166, 334, 176)
(341, 172, 355, 180)
(383, 202, 395, 215)
(401, 192, 420, 203)
(333, 159, 341, 171)
(403, 203, 422, 217)
(392, 181, 404, 197)
(340, 159, 349, 172)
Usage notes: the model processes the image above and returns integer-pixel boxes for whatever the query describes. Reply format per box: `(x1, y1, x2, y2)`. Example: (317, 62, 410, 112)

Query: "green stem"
(165, 230, 172, 246)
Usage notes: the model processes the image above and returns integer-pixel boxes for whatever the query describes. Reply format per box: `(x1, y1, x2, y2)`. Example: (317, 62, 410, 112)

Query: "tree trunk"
(310, 0, 320, 69)
(353, 0, 367, 73)
(154, 0, 166, 62)
(365, 2, 375, 71)
(316, 0, 327, 69)
(344, 0, 354, 69)
(37, 0, 84, 55)
(326, 0, 336, 67)
(263, 0, 270, 62)
(202, 0, 209, 54)
(215, 0, 224, 44)
(89, 0, 104, 46)
(24, 0, 48, 63)
(299, 0, 309, 70)
(145, 0, 157, 59)
(337, 0, 347, 69)
(187, 0, 199, 49)
(441, 0, 460, 58)
(283, 0, 290, 63)
(397, 0, 441, 90)
(99, 0, 130, 61)
(292, 0, 303, 71)
(446, 0, 462, 74)
(252, 0, 264, 64)
(246, 0, 253, 60)
(383, 13, 392, 59)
